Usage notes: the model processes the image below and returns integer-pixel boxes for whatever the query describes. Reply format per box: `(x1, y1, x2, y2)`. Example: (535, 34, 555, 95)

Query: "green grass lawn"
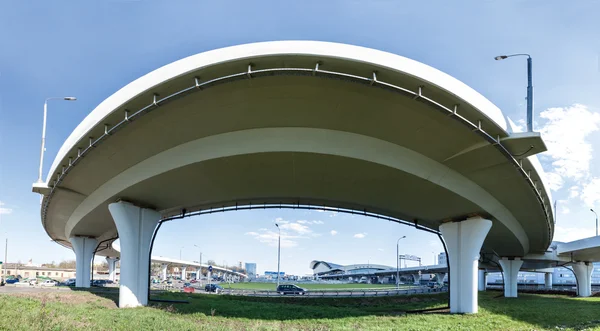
(1, 289, 599, 330)
(222, 282, 408, 290)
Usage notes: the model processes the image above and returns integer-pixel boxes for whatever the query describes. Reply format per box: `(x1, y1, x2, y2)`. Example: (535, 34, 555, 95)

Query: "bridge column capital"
(108, 201, 161, 308)
(572, 262, 594, 297)
(440, 217, 492, 314)
(69, 236, 98, 288)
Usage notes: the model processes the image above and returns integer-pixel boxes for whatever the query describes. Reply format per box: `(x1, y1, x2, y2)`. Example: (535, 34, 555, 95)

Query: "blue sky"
(0, 1, 599, 275)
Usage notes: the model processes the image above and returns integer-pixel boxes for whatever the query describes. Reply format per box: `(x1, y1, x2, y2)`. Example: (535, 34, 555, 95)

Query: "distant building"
(245, 263, 257, 278)
(437, 252, 447, 266)
(1, 263, 76, 280)
(310, 260, 392, 277)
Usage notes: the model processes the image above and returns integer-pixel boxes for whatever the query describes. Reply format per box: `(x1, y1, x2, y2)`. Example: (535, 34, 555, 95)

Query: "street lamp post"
(179, 246, 184, 260)
(275, 223, 281, 287)
(591, 209, 598, 237)
(494, 54, 533, 132)
(396, 235, 406, 289)
(37, 97, 77, 183)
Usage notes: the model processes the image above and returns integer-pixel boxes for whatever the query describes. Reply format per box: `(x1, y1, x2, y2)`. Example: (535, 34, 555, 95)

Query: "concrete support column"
(412, 274, 420, 285)
(498, 258, 523, 298)
(108, 201, 160, 308)
(545, 272, 553, 289)
(196, 268, 202, 280)
(478, 270, 487, 291)
(106, 257, 118, 282)
(181, 266, 187, 280)
(161, 264, 168, 281)
(572, 262, 594, 297)
(70, 236, 98, 288)
(440, 216, 492, 314)
(435, 273, 446, 286)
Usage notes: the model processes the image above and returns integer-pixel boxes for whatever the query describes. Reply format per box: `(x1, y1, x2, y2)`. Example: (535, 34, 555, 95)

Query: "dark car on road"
(204, 284, 223, 293)
(276, 284, 306, 295)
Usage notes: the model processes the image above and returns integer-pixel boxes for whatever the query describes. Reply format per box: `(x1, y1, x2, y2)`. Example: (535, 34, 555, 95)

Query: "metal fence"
(219, 286, 447, 297)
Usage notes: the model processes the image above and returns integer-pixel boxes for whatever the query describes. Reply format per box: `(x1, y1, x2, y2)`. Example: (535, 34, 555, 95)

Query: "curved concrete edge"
(47, 40, 508, 184)
(507, 117, 554, 220)
(557, 236, 600, 260)
(65, 127, 529, 254)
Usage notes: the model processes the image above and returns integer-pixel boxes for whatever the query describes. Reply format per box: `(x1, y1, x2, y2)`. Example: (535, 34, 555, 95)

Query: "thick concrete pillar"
(196, 268, 202, 280)
(478, 270, 487, 291)
(108, 201, 160, 308)
(498, 258, 523, 298)
(106, 257, 118, 282)
(161, 264, 168, 281)
(70, 236, 98, 288)
(440, 216, 492, 314)
(572, 262, 594, 297)
(435, 273, 446, 286)
(181, 266, 187, 280)
(544, 272, 552, 289)
(412, 274, 420, 285)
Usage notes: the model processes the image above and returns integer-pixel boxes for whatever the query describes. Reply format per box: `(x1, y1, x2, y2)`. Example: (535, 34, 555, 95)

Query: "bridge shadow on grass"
(69, 287, 120, 307)
(478, 291, 600, 330)
(147, 291, 449, 320)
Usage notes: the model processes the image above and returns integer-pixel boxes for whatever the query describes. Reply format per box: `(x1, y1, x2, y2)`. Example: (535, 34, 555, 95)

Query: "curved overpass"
(34, 41, 555, 312)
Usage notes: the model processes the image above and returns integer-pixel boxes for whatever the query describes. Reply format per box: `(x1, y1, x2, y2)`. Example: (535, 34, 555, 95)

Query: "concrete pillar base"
(161, 264, 168, 281)
(435, 273, 446, 286)
(498, 258, 523, 298)
(440, 216, 492, 314)
(109, 201, 160, 308)
(572, 262, 593, 297)
(70, 236, 98, 288)
(544, 272, 553, 289)
(181, 266, 187, 281)
(196, 268, 202, 280)
(478, 270, 487, 291)
(106, 257, 118, 282)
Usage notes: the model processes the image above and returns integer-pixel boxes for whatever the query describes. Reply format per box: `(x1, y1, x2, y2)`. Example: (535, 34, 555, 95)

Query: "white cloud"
(353, 233, 367, 239)
(245, 229, 300, 248)
(377, 248, 384, 252)
(581, 178, 600, 208)
(569, 186, 580, 199)
(330, 230, 337, 236)
(538, 104, 600, 191)
(0, 201, 12, 215)
(297, 220, 324, 225)
(560, 206, 570, 215)
(279, 222, 312, 234)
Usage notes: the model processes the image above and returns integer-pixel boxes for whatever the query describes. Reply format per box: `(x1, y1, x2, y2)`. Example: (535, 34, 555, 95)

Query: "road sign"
(208, 265, 213, 272)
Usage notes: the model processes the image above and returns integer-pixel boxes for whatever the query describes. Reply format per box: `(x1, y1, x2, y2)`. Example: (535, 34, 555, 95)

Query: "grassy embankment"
(1, 288, 600, 330)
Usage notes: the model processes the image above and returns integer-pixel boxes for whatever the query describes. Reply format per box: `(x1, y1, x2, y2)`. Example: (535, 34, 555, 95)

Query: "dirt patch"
(12, 292, 118, 309)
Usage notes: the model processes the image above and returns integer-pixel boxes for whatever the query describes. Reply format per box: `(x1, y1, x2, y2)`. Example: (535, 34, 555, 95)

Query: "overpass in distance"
(33, 40, 600, 313)
(102, 242, 247, 283)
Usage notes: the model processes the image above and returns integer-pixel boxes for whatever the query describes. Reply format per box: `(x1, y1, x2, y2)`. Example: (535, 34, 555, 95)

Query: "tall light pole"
(37, 97, 77, 183)
(179, 246, 184, 260)
(591, 209, 598, 237)
(494, 54, 533, 131)
(193, 245, 202, 265)
(275, 223, 281, 287)
(396, 235, 406, 289)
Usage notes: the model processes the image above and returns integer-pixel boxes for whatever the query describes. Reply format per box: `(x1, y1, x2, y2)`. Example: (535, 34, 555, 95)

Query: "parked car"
(5, 278, 20, 284)
(41, 279, 56, 287)
(204, 284, 223, 293)
(190, 279, 198, 283)
(183, 282, 191, 288)
(276, 284, 306, 295)
(63, 278, 76, 286)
